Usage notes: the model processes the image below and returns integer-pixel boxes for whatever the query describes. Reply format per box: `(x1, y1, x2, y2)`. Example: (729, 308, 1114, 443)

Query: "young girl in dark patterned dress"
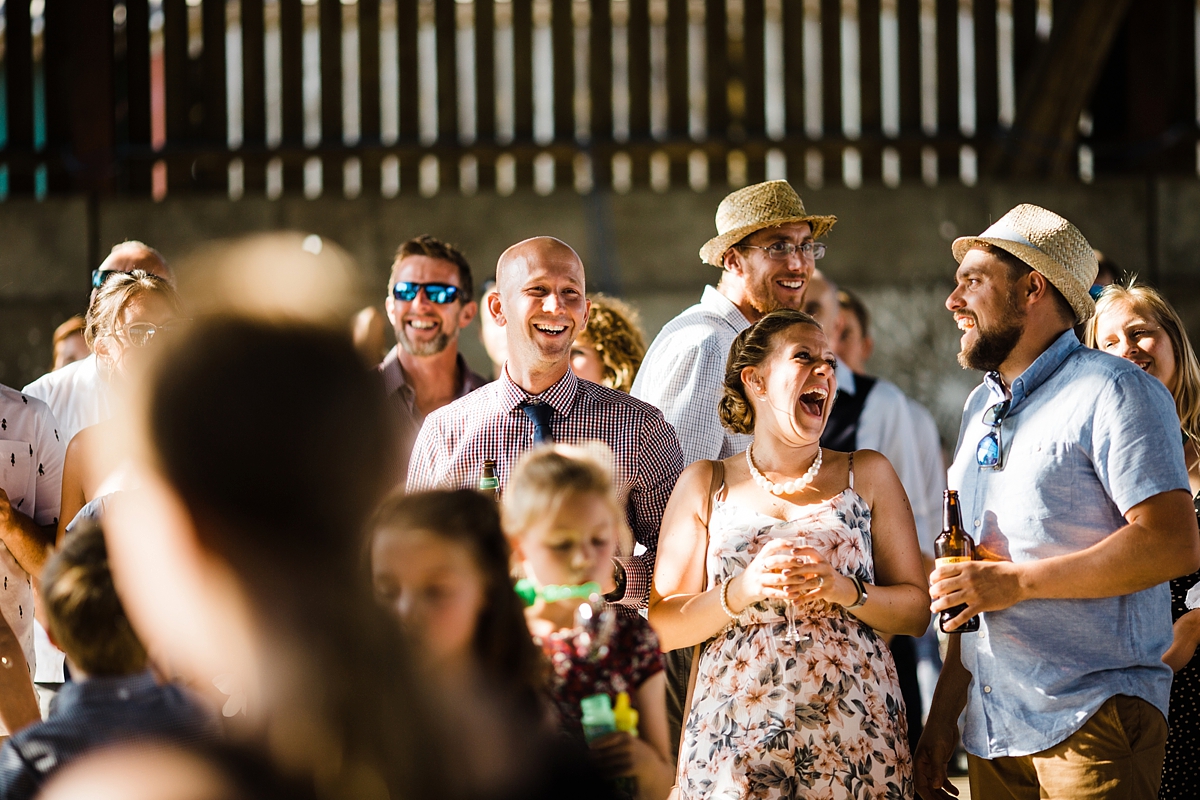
(504, 444, 674, 800)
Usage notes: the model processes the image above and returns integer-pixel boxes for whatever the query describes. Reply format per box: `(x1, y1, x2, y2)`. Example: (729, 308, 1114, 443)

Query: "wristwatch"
(846, 574, 869, 609)
(603, 560, 627, 603)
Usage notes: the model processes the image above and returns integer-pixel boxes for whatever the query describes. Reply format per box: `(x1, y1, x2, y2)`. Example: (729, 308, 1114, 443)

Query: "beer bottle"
(935, 489, 980, 633)
(478, 459, 499, 501)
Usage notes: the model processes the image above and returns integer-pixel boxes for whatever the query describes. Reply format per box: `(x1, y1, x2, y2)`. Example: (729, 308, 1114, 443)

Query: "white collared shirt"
(835, 359, 944, 554)
(23, 354, 111, 446)
(632, 286, 753, 464)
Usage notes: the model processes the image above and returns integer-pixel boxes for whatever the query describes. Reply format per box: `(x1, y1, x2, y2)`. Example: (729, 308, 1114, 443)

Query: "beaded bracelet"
(720, 579, 740, 620)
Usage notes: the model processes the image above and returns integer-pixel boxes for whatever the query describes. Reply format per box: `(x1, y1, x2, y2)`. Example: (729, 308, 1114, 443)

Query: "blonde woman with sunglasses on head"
(56, 271, 184, 543)
(1086, 280, 1200, 800)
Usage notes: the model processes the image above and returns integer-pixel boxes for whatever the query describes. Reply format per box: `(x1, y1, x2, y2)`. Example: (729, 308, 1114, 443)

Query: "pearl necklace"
(746, 445, 823, 496)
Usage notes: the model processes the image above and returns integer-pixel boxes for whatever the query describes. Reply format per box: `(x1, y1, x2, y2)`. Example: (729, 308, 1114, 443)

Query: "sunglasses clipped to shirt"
(391, 282, 463, 305)
(976, 399, 1012, 470)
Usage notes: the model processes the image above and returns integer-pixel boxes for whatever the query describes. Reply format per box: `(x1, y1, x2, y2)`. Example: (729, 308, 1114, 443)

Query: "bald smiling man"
(406, 237, 684, 608)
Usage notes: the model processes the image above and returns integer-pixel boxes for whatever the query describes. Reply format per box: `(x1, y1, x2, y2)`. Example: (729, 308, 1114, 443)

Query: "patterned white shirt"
(0, 385, 64, 700)
(631, 286, 753, 464)
(407, 368, 684, 608)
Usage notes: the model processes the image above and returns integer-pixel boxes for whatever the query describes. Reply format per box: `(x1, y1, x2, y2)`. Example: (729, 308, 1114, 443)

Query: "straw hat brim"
(951, 236, 1095, 324)
(700, 214, 838, 267)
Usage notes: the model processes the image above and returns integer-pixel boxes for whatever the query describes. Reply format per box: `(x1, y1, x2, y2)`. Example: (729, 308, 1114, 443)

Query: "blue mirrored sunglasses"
(976, 399, 1011, 469)
(91, 269, 121, 290)
(391, 282, 462, 304)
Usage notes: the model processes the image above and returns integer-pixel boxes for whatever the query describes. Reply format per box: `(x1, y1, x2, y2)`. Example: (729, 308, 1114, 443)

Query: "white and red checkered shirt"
(406, 367, 685, 608)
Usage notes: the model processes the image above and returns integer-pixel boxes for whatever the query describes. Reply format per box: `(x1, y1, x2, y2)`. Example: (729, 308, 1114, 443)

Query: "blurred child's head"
(502, 443, 631, 590)
(43, 522, 147, 677)
(371, 490, 540, 685)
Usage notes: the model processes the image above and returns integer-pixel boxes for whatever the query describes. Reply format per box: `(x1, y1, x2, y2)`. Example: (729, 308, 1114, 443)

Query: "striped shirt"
(407, 367, 685, 608)
(631, 286, 752, 464)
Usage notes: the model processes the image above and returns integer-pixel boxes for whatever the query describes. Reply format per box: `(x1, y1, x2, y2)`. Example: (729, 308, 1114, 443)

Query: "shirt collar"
(52, 670, 160, 717)
(379, 347, 488, 400)
(701, 286, 753, 333)
(498, 365, 581, 417)
(835, 358, 857, 395)
(984, 329, 1081, 410)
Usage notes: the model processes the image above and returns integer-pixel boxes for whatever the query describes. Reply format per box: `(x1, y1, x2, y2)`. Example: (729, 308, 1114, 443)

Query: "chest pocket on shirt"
(1018, 439, 1076, 519)
(0, 440, 32, 515)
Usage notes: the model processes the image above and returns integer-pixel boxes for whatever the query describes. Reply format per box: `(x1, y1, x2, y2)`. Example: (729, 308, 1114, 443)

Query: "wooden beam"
(994, 0, 1132, 178)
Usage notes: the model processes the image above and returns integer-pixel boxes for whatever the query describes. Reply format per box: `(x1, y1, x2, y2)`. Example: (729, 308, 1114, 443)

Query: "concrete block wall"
(0, 178, 1195, 451)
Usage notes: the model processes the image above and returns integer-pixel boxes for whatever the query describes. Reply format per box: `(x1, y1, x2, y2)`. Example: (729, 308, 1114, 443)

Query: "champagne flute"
(767, 526, 811, 646)
(781, 533, 810, 644)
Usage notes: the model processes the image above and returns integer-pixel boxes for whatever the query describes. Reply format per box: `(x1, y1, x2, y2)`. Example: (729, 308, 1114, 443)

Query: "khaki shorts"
(967, 694, 1167, 800)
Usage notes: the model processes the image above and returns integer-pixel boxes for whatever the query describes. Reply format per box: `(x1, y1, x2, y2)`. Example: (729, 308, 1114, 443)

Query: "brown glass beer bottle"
(478, 459, 499, 501)
(935, 489, 980, 633)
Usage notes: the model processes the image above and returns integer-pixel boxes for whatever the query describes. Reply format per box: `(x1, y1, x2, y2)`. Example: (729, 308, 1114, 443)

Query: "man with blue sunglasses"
(915, 205, 1199, 800)
(380, 235, 489, 486)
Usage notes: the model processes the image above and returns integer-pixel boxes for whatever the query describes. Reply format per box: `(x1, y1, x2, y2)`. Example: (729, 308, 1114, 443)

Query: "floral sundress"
(678, 482, 914, 799)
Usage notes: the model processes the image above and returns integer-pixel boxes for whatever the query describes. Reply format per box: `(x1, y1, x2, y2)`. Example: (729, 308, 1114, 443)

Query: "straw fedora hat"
(699, 181, 837, 267)
(951, 204, 1099, 324)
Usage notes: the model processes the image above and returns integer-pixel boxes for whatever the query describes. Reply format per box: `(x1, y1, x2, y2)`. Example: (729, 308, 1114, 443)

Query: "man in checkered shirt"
(407, 236, 684, 608)
(631, 180, 836, 464)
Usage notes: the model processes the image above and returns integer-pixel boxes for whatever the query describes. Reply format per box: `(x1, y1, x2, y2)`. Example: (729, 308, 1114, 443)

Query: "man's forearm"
(1019, 492, 1200, 601)
(0, 508, 53, 579)
(926, 635, 970, 727)
(0, 615, 39, 733)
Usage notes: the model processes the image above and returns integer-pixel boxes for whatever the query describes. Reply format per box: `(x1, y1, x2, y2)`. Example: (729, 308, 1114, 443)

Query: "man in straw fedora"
(632, 180, 835, 465)
(631, 180, 834, 751)
(916, 204, 1200, 800)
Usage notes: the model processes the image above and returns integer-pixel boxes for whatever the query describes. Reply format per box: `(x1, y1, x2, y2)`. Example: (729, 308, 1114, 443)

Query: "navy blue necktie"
(521, 402, 554, 444)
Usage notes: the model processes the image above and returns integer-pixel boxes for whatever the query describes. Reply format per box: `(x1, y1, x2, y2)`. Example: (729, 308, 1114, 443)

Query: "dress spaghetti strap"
(847, 451, 855, 490)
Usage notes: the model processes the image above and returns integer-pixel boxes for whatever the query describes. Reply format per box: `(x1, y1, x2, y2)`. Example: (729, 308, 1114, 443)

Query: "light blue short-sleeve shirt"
(947, 330, 1190, 758)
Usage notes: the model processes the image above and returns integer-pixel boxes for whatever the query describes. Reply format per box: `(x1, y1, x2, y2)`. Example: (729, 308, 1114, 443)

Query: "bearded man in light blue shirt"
(914, 204, 1200, 800)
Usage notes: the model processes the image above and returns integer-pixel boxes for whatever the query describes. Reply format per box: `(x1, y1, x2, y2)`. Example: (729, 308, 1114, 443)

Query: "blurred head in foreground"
(43, 523, 147, 677)
(103, 314, 442, 799)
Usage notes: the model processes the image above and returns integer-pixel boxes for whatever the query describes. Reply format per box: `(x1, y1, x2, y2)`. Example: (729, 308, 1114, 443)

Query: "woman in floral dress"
(650, 309, 931, 799)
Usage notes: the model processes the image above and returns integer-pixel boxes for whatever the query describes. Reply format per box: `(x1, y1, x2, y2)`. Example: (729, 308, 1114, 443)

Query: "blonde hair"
(1085, 280, 1200, 442)
(576, 295, 647, 393)
(85, 269, 182, 349)
(501, 443, 633, 556)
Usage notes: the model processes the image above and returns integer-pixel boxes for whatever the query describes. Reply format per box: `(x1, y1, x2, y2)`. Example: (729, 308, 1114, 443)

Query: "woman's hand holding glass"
(730, 539, 857, 612)
(728, 539, 818, 609)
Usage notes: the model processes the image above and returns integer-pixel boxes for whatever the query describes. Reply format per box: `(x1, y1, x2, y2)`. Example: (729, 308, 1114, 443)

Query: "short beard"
(398, 327, 453, 357)
(957, 291, 1025, 372)
(748, 277, 799, 317)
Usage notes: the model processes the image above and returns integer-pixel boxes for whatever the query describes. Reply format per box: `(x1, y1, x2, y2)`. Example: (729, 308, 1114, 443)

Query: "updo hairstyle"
(718, 309, 823, 435)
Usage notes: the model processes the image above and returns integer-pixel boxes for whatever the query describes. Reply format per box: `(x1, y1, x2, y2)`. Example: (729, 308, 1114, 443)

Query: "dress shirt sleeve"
(31, 402, 64, 528)
(858, 382, 936, 549)
(614, 411, 685, 609)
(1091, 371, 1192, 514)
(632, 329, 729, 464)
(405, 413, 445, 493)
(906, 399, 947, 555)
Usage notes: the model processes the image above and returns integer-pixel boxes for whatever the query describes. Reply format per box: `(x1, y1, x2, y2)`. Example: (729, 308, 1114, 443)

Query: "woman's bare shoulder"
(847, 449, 903, 497)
